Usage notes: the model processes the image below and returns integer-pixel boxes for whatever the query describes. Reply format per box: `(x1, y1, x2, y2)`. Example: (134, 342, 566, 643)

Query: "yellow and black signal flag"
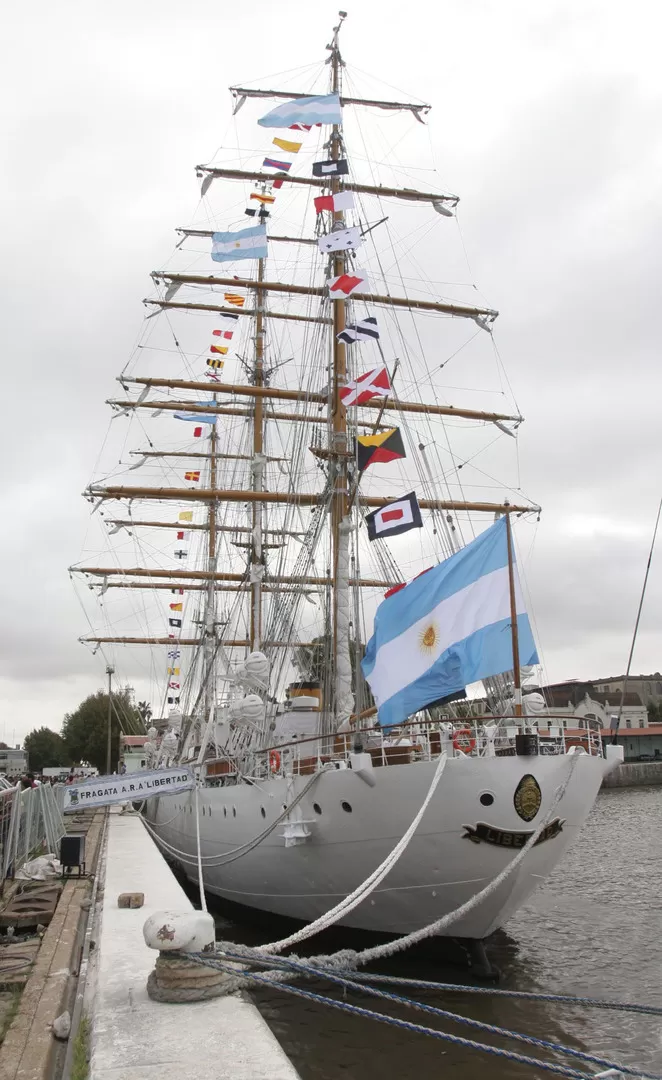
(206, 357, 225, 370)
(356, 427, 406, 472)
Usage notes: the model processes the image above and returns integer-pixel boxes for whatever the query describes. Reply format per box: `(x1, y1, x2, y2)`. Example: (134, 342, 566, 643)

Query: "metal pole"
(504, 511, 522, 718)
(106, 665, 114, 774)
(612, 496, 662, 743)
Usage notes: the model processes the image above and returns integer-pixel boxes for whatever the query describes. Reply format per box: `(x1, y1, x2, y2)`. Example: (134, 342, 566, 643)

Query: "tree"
(137, 700, 153, 725)
(23, 728, 70, 773)
(293, 635, 374, 710)
(61, 690, 142, 774)
(647, 700, 662, 724)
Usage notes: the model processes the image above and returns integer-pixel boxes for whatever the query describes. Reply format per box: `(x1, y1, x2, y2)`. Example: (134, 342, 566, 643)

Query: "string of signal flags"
(160, 93, 434, 702)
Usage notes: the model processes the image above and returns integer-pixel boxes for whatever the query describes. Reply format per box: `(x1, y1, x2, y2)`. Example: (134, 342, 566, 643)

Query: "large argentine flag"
(258, 93, 342, 128)
(361, 518, 539, 729)
(211, 225, 267, 264)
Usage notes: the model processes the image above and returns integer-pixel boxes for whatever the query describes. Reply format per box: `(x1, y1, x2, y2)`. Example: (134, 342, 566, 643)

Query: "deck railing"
(202, 713, 604, 783)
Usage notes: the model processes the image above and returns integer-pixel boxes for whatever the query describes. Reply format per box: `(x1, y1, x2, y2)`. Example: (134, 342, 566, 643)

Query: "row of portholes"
(312, 801, 353, 815)
(176, 799, 358, 818)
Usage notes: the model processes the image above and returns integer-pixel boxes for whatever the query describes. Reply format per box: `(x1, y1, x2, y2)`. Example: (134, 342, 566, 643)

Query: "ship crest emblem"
(513, 774, 541, 822)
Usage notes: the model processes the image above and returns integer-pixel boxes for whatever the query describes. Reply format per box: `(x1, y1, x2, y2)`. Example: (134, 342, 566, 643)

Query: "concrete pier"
(89, 809, 299, 1080)
(602, 761, 662, 788)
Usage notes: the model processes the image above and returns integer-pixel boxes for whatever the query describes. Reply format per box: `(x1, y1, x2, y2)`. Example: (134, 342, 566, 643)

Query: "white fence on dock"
(0, 783, 66, 883)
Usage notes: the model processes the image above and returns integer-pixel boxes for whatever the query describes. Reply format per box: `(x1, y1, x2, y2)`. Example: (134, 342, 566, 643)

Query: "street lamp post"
(106, 665, 115, 775)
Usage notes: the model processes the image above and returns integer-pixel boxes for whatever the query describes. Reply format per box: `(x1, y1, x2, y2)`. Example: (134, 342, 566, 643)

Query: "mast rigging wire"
(613, 495, 662, 740)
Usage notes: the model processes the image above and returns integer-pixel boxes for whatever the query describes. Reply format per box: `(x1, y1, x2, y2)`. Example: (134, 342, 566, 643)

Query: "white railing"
(0, 783, 66, 883)
(200, 713, 605, 784)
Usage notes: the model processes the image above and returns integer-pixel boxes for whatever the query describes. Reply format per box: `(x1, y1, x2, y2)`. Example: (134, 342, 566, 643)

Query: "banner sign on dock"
(62, 767, 195, 813)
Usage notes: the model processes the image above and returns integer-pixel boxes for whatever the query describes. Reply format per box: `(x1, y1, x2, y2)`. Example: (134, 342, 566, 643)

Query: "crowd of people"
(16, 768, 88, 788)
(19, 772, 41, 789)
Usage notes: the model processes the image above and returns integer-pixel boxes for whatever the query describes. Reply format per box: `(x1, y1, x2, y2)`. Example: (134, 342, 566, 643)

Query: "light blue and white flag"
(361, 518, 539, 729)
(257, 93, 342, 128)
(211, 224, 267, 263)
(174, 402, 219, 423)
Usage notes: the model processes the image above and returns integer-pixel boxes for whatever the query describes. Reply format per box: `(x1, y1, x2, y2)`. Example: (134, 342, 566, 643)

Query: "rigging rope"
(214, 749, 577, 964)
(147, 954, 653, 1080)
(141, 770, 321, 868)
(194, 950, 654, 1080)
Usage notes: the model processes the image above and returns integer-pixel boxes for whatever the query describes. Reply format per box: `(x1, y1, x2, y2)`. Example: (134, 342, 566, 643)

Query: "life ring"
(269, 750, 281, 772)
(452, 728, 476, 754)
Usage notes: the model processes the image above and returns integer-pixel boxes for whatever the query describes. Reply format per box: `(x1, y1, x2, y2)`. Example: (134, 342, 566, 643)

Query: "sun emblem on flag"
(419, 622, 438, 654)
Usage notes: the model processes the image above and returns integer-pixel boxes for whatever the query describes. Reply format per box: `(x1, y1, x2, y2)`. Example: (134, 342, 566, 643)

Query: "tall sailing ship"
(73, 16, 615, 943)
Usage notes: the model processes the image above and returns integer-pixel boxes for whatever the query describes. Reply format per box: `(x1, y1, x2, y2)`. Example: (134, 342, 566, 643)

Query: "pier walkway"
(90, 808, 299, 1080)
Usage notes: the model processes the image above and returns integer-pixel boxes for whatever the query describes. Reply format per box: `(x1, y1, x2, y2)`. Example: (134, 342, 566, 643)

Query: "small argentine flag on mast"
(361, 518, 539, 729)
(257, 92, 342, 128)
(211, 224, 268, 264)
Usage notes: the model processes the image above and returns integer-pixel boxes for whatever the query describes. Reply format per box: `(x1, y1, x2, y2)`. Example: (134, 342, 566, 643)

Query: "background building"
(590, 674, 662, 705)
(540, 683, 648, 728)
(0, 747, 28, 777)
(120, 734, 150, 774)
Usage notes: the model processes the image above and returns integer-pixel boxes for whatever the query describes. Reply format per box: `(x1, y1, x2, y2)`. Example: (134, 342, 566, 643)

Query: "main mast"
(251, 257, 266, 650)
(202, 398, 218, 727)
(328, 15, 354, 725)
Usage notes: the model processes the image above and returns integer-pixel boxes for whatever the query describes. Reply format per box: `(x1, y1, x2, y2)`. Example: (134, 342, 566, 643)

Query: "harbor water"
(193, 786, 662, 1078)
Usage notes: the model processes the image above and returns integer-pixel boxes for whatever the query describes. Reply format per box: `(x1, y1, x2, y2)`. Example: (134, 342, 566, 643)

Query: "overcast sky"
(2, 0, 661, 744)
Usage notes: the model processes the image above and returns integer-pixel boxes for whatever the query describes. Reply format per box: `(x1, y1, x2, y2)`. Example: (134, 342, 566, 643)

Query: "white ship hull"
(145, 750, 607, 939)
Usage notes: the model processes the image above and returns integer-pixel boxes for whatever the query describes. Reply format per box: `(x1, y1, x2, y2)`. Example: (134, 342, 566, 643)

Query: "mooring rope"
(214, 750, 580, 968)
(148, 952, 656, 1080)
(253, 750, 449, 954)
(144, 750, 655, 1079)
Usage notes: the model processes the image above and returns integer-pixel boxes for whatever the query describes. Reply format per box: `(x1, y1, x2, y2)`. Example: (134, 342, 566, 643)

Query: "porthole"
(282, 804, 287, 812)
(313, 803, 322, 815)
(479, 792, 495, 807)
(260, 807, 266, 818)
(341, 801, 352, 813)
(232, 806, 237, 818)
(223, 807, 227, 818)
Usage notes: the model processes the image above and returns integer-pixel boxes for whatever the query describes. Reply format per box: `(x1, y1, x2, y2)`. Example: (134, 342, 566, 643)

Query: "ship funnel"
(287, 681, 322, 711)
